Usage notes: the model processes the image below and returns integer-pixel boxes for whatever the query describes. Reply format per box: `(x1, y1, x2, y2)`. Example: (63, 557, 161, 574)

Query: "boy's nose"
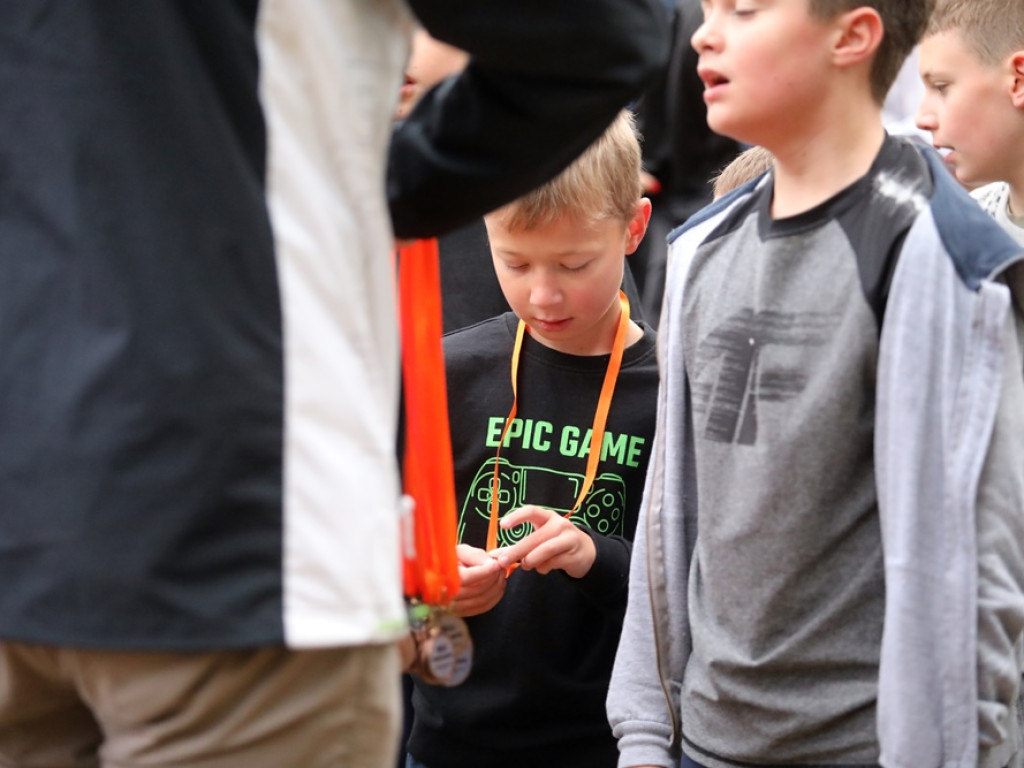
(691, 21, 710, 53)
(691, 10, 719, 53)
(914, 102, 936, 132)
(529, 279, 562, 307)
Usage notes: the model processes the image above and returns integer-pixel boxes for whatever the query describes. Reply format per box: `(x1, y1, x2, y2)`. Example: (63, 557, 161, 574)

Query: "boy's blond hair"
(488, 110, 642, 231)
(712, 146, 775, 200)
(809, 0, 935, 103)
(926, 0, 1024, 65)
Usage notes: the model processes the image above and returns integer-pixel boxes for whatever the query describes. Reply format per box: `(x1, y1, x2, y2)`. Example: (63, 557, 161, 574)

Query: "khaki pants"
(0, 641, 401, 768)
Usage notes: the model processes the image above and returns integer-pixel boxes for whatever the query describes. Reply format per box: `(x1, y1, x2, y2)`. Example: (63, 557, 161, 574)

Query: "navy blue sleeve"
(388, 0, 671, 238)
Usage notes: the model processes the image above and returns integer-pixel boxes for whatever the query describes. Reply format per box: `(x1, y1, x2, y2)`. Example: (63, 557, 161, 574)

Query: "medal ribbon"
(398, 238, 460, 606)
(486, 290, 631, 556)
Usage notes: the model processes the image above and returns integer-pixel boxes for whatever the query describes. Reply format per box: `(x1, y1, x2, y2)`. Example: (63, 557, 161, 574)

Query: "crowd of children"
(8, 0, 1016, 766)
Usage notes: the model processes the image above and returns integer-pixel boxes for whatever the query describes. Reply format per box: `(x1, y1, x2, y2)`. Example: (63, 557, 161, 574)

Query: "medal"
(421, 630, 455, 682)
(436, 610, 473, 686)
(408, 602, 474, 687)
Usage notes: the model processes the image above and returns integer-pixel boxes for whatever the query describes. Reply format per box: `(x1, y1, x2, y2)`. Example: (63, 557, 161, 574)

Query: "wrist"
(564, 529, 598, 579)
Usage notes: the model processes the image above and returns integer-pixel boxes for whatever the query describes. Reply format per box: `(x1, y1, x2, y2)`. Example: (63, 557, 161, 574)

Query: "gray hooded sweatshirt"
(608, 142, 1024, 768)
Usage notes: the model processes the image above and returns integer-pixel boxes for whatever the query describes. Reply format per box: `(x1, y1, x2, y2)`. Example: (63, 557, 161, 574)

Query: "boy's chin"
(951, 162, 981, 187)
(706, 116, 758, 149)
(704, 107, 759, 146)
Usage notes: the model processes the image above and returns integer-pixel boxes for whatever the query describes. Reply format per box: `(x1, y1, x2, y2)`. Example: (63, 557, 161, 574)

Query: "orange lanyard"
(486, 290, 631, 554)
(397, 239, 460, 606)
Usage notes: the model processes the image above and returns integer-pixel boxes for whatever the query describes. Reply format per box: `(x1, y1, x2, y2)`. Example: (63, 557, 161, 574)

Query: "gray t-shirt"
(678, 137, 932, 767)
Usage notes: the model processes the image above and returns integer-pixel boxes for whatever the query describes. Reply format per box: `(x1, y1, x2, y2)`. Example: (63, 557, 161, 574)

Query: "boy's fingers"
(491, 530, 555, 569)
(491, 505, 558, 565)
(453, 572, 507, 617)
(520, 530, 584, 573)
(498, 504, 552, 530)
(489, 505, 586, 569)
(458, 558, 502, 587)
(455, 543, 490, 566)
(453, 587, 504, 617)
(519, 537, 570, 570)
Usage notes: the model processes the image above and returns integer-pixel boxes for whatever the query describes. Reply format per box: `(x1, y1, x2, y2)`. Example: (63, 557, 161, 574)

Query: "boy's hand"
(491, 505, 597, 579)
(398, 632, 418, 672)
(452, 544, 506, 617)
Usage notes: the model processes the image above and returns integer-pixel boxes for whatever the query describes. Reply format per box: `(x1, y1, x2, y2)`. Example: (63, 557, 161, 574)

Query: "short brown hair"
(809, 0, 935, 103)
(487, 110, 642, 231)
(925, 0, 1024, 66)
(711, 146, 775, 200)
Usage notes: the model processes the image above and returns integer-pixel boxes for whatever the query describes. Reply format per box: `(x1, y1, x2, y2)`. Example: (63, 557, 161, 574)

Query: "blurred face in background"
(916, 30, 1024, 188)
(395, 29, 469, 120)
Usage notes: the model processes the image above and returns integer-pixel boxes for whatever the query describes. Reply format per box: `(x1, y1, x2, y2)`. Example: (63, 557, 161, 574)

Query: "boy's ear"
(830, 7, 883, 70)
(1010, 51, 1024, 109)
(624, 198, 653, 255)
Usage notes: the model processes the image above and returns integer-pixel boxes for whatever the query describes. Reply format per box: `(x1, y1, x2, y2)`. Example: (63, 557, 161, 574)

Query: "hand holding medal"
(397, 239, 473, 687)
(451, 544, 506, 618)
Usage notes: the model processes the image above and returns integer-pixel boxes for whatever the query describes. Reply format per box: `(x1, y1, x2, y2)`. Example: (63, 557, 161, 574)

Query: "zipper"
(644, 418, 680, 744)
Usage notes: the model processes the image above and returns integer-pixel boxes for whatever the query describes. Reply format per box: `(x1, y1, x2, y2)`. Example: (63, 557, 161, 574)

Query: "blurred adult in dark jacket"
(0, 2, 667, 766)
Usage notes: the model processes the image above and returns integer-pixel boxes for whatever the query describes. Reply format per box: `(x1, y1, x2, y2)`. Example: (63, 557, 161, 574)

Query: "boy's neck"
(624, 319, 645, 350)
(767, 105, 887, 220)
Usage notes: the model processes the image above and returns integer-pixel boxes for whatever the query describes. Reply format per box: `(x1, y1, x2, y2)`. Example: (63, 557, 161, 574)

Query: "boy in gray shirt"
(608, 1, 1024, 767)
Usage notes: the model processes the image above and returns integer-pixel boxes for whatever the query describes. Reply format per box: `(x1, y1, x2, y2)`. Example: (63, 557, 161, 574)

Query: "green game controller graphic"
(460, 457, 626, 547)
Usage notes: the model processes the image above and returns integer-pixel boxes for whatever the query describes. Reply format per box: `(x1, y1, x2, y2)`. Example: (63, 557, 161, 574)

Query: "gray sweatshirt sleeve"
(608, 231, 701, 768)
(976, 308, 1024, 768)
(606, 465, 682, 768)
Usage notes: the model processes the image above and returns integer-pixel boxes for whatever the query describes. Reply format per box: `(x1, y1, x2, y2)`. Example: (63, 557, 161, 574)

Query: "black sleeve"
(388, 0, 672, 239)
(573, 529, 633, 610)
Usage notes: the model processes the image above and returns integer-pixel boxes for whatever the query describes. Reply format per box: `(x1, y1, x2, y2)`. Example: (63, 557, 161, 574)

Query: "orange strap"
(398, 239, 460, 606)
(486, 290, 631, 554)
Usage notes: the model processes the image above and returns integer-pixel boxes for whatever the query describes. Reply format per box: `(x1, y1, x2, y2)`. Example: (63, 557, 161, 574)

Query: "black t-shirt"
(409, 312, 659, 768)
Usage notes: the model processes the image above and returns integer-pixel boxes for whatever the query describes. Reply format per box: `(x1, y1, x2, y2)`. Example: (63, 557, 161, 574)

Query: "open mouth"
(698, 68, 729, 90)
(933, 146, 955, 166)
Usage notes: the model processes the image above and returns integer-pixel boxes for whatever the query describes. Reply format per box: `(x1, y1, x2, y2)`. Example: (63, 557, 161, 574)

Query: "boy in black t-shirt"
(405, 111, 659, 768)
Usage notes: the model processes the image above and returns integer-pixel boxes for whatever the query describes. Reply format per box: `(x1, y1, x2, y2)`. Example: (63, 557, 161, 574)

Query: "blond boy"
(609, 1, 1024, 767)
(406, 111, 659, 768)
(916, 0, 1024, 246)
(710, 145, 775, 200)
